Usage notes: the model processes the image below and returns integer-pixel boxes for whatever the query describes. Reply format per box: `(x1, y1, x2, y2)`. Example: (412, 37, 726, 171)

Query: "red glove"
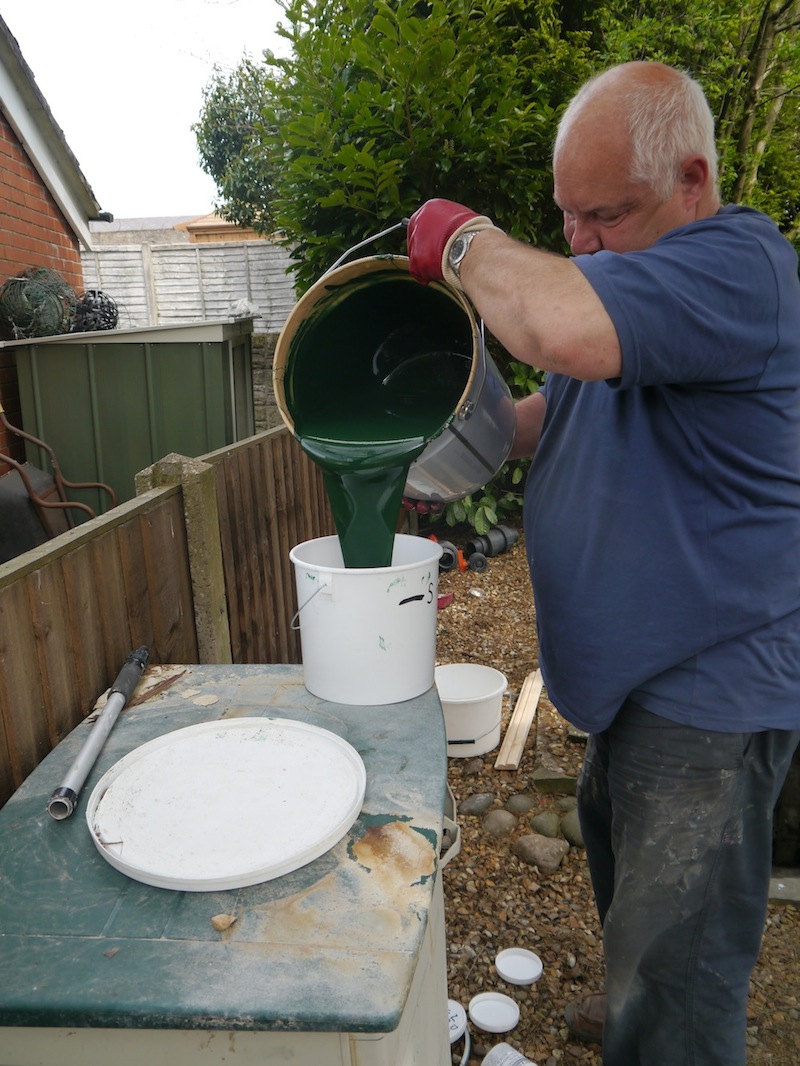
(407, 199, 494, 286)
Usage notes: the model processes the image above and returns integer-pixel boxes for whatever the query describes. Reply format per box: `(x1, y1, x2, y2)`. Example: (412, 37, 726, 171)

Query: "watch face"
(450, 235, 468, 265)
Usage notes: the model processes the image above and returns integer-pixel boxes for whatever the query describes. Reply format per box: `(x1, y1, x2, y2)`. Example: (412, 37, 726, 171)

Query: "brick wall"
(0, 112, 83, 466)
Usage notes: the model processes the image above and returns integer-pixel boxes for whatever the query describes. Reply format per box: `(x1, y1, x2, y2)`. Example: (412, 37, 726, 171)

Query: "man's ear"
(680, 155, 710, 208)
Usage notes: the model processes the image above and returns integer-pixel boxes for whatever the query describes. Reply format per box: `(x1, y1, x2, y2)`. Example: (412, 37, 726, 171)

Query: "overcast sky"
(2, 0, 287, 219)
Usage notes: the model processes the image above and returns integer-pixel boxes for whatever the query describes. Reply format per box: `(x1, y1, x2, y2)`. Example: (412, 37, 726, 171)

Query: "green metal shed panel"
(6, 319, 254, 514)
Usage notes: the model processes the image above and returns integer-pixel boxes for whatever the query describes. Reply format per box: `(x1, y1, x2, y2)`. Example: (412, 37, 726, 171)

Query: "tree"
(194, 0, 799, 531)
(195, 58, 279, 234)
(195, 0, 593, 290)
(597, 0, 800, 238)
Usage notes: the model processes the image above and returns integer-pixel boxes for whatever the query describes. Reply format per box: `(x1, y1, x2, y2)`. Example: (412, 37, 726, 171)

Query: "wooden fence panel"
(26, 564, 83, 750)
(0, 427, 334, 808)
(82, 241, 297, 334)
(0, 490, 198, 806)
(208, 428, 335, 665)
(0, 579, 52, 790)
(260, 438, 294, 663)
(135, 506, 198, 662)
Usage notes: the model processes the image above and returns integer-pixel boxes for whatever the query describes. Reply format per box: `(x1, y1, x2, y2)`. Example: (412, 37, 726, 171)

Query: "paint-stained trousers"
(578, 701, 800, 1066)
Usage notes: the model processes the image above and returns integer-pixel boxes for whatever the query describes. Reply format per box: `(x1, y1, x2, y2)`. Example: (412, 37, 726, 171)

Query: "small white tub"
(435, 663, 507, 757)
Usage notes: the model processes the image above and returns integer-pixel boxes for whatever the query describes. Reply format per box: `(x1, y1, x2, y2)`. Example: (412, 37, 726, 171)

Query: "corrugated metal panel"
(12, 321, 255, 508)
(80, 241, 298, 334)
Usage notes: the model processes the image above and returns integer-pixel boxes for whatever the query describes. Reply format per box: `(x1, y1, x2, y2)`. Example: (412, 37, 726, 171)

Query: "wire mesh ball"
(72, 289, 119, 332)
(0, 266, 78, 340)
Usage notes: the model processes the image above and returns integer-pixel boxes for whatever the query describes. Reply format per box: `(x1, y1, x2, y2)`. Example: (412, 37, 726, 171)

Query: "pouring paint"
(277, 265, 472, 567)
(273, 256, 515, 568)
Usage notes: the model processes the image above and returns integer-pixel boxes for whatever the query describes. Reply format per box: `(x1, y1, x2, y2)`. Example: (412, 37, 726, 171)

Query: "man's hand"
(407, 199, 494, 285)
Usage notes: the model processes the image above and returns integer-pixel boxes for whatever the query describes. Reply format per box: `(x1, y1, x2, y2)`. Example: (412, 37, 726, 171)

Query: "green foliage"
(195, 58, 279, 232)
(430, 458, 531, 535)
(195, 0, 594, 289)
(596, 0, 800, 238)
(194, 0, 800, 532)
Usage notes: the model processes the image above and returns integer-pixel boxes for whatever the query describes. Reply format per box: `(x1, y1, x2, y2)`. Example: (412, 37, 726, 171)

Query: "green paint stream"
(286, 275, 472, 567)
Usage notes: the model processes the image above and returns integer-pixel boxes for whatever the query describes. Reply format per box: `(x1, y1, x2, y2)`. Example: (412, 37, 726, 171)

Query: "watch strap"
(442, 216, 495, 290)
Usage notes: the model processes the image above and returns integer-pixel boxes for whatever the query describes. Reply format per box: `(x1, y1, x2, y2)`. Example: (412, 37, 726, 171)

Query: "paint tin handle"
(322, 219, 410, 276)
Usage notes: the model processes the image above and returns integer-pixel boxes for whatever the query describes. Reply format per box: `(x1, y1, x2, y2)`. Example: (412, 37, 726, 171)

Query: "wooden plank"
(136, 501, 198, 664)
(223, 452, 253, 661)
(214, 455, 242, 661)
(115, 520, 156, 654)
(27, 564, 82, 749)
(235, 447, 264, 663)
(60, 547, 108, 714)
(256, 437, 290, 664)
(494, 669, 543, 770)
(263, 434, 294, 663)
(88, 532, 132, 675)
(0, 581, 50, 797)
(279, 430, 309, 660)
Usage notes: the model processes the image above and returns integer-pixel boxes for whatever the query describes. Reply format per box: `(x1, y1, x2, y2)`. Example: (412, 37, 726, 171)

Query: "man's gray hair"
(556, 65, 719, 202)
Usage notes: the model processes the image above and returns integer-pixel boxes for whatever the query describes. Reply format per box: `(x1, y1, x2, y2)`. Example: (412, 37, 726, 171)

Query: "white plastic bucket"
(435, 663, 508, 757)
(290, 533, 442, 705)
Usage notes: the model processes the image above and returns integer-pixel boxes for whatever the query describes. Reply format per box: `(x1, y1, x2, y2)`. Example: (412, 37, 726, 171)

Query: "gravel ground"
(432, 526, 800, 1065)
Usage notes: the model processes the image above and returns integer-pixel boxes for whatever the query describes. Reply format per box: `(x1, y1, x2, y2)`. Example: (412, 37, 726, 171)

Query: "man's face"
(553, 125, 693, 256)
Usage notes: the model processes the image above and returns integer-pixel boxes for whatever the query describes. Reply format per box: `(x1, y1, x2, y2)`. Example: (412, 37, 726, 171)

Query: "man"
(407, 62, 800, 1066)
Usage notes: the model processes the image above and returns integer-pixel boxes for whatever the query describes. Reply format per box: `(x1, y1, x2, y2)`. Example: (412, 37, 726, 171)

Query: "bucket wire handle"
(448, 720, 501, 746)
(323, 219, 410, 276)
(290, 581, 329, 630)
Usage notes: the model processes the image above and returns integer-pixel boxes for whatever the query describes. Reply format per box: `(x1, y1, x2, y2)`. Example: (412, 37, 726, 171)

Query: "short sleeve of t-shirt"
(572, 206, 791, 389)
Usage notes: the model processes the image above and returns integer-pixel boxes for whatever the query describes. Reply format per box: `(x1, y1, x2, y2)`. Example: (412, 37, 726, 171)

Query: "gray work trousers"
(578, 701, 800, 1066)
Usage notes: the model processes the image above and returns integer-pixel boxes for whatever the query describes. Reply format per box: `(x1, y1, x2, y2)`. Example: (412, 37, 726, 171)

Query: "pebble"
(512, 833, 570, 875)
(484, 809, 517, 837)
(505, 792, 537, 815)
(463, 757, 485, 776)
(530, 811, 562, 838)
(459, 792, 496, 816)
(560, 809, 584, 847)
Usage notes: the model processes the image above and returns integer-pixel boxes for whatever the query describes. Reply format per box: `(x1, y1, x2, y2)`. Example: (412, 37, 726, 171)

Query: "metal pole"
(47, 646, 150, 820)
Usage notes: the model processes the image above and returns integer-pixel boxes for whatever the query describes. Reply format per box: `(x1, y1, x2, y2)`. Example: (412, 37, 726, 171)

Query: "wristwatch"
(448, 230, 478, 279)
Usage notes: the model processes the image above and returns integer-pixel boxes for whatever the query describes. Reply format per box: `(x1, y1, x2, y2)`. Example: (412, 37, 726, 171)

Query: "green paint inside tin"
(286, 272, 472, 567)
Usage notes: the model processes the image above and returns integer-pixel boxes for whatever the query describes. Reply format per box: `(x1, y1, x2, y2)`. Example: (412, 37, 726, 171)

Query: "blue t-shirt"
(524, 205, 800, 733)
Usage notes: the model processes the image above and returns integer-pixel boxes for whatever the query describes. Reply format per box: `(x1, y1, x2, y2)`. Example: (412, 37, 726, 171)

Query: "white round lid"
(86, 717, 366, 891)
(495, 947, 544, 985)
(468, 991, 520, 1033)
(448, 999, 467, 1043)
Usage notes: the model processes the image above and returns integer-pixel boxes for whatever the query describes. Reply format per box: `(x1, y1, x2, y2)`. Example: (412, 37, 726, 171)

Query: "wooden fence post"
(136, 454, 233, 664)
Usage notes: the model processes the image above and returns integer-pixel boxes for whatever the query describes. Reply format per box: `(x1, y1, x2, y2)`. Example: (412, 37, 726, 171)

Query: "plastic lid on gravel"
(448, 999, 467, 1043)
(468, 991, 520, 1033)
(495, 947, 544, 985)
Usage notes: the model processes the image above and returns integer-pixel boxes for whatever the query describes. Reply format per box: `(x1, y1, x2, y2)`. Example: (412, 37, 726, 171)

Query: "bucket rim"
(290, 533, 442, 574)
(272, 255, 481, 437)
(435, 663, 508, 702)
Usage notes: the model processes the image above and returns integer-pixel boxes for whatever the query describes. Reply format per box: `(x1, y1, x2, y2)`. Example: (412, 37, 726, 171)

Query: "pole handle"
(110, 646, 150, 701)
(46, 646, 150, 820)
